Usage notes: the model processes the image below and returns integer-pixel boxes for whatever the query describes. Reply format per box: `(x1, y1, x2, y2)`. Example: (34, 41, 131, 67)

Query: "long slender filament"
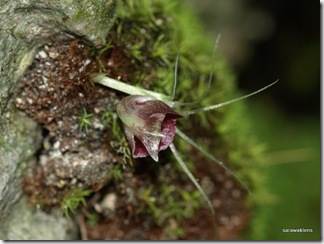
(169, 143, 216, 232)
(171, 35, 222, 108)
(170, 51, 180, 102)
(183, 80, 278, 116)
(176, 128, 251, 194)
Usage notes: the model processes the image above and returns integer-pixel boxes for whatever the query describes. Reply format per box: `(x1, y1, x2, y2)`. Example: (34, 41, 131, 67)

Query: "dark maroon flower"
(116, 95, 182, 161)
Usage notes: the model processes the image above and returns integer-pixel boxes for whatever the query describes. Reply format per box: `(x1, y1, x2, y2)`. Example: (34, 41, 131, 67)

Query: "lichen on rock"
(0, 0, 118, 240)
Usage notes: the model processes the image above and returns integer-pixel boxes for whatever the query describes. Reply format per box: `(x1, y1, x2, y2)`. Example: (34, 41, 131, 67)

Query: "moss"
(103, 0, 267, 239)
(17, 0, 269, 240)
(137, 183, 202, 239)
(66, 0, 118, 46)
(77, 108, 93, 134)
(61, 188, 92, 218)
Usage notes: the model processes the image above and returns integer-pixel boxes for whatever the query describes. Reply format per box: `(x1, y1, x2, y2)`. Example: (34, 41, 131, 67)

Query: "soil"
(16, 40, 250, 240)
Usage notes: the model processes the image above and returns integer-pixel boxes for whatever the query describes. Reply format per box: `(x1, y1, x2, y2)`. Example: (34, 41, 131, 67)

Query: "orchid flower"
(91, 55, 278, 228)
(116, 95, 182, 162)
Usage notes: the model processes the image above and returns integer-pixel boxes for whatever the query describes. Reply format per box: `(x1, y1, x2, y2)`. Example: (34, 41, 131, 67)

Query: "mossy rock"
(0, 0, 117, 240)
(1, 0, 267, 240)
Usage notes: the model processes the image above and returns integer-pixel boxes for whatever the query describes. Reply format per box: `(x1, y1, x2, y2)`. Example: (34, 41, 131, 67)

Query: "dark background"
(240, 0, 319, 116)
(187, 0, 319, 116)
(187, 0, 320, 240)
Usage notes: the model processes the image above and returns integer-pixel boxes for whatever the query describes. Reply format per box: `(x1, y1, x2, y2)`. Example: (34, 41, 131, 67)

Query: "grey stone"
(2, 197, 78, 240)
(0, 0, 118, 240)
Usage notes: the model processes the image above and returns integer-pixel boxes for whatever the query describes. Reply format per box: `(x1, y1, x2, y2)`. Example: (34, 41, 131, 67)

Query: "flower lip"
(116, 95, 182, 161)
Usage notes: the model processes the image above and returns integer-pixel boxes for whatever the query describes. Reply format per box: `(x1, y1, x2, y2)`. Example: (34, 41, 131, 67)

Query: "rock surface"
(2, 197, 78, 240)
(0, 0, 117, 239)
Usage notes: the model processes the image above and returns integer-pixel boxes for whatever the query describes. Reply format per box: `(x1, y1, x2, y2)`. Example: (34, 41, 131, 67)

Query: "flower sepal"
(116, 95, 182, 161)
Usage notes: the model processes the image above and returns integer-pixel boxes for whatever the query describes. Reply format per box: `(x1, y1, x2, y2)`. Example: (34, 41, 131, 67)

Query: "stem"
(91, 73, 170, 102)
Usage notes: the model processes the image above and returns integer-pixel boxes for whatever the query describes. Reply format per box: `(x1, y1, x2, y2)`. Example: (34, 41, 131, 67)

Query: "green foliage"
(61, 188, 92, 218)
(78, 108, 92, 134)
(113, 0, 235, 138)
(94, 0, 271, 239)
(101, 108, 133, 166)
(137, 183, 202, 238)
(101, 108, 120, 137)
(86, 212, 100, 227)
(109, 164, 124, 182)
(93, 40, 113, 72)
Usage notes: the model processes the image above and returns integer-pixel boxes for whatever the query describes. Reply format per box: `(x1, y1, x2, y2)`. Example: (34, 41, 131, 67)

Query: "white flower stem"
(91, 74, 170, 102)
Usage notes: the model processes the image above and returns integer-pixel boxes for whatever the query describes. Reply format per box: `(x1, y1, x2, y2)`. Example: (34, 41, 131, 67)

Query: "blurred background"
(186, 0, 320, 240)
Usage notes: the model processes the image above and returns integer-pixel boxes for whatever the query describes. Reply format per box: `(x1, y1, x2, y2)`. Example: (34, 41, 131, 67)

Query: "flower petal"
(116, 95, 182, 161)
